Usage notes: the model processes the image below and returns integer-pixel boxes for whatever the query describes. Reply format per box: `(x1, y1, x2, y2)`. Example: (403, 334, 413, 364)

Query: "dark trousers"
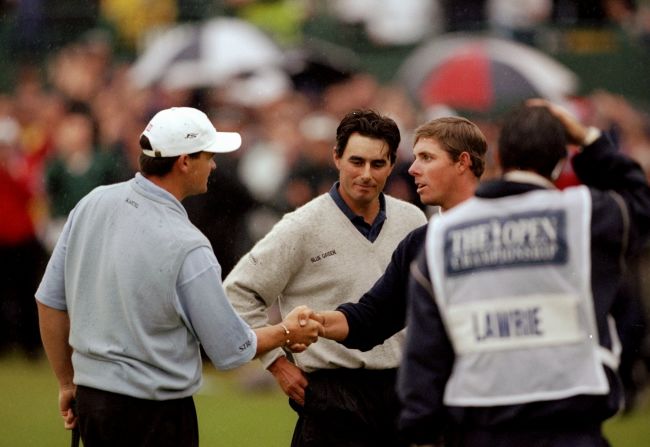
(75, 385, 198, 447)
(290, 368, 405, 447)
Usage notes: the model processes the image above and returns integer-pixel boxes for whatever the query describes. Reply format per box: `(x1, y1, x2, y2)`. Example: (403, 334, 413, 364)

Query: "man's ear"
(458, 151, 472, 173)
(332, 148, 341, 170)
(176, 154, 192, 173)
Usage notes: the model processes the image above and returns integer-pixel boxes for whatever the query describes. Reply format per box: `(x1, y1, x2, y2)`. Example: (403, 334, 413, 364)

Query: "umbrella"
(129, 17, 286, 90)
(283, 38, 361, 95)
(397, 33, 579, 117)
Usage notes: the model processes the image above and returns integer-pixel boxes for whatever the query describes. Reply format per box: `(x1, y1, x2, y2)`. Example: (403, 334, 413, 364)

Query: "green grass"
(1, 353, 648, 446)
(195, 366, 296, 446)
(0, 354, 295, 447)
(604, 396, 650, 447)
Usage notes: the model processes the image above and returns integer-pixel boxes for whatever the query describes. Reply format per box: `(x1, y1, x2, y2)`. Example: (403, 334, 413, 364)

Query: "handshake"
(275, 306, 340, 353)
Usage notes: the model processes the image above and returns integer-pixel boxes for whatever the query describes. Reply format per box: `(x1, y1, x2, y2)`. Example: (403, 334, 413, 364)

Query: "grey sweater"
(224, 193, 427, 371)
(36, 174, 257, 400)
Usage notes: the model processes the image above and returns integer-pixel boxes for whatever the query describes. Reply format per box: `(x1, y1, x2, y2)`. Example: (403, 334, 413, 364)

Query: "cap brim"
(204, 131, 242, 153)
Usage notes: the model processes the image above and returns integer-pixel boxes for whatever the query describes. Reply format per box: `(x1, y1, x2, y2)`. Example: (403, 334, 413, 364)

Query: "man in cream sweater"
(224, 109, 426, 446)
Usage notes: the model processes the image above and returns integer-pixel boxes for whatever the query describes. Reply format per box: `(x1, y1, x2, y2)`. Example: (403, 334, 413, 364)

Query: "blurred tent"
(397, 33, 580, 117)
(129, 17, 287, 91)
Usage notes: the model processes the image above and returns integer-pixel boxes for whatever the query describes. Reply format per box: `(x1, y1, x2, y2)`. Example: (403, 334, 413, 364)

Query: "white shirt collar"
(503, 170, 557, 189)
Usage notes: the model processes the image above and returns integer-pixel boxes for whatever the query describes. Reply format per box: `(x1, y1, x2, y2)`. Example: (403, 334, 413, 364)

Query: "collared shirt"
(503, 170, 557, 189)
(36, 173, 257, 399)
(328, 182, 386, 242)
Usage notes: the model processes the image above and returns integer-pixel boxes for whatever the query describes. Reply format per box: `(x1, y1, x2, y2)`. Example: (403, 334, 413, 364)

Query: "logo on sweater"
(310, 249, 337, 263)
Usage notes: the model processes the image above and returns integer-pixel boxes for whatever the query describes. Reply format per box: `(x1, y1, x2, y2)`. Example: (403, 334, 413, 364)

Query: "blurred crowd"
(5, 0, 650, 58)
(2, 0, 650, 410)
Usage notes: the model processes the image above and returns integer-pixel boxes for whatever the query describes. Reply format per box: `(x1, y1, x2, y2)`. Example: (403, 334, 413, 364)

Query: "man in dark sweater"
(399, 100, 650, 446)
(317, 116, 488, 348)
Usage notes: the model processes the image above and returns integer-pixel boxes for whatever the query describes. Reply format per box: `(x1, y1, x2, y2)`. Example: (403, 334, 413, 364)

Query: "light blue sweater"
(37, 174, 257, 399)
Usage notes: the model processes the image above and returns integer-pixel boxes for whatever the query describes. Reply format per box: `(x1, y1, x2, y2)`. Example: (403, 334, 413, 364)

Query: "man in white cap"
(35, 107, 323, 447)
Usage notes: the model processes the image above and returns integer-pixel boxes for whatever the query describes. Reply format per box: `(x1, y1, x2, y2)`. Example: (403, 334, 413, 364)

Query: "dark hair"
(138, 134, 200, 176)
(334, 109, 400, 164)
(498, 104, 567, 178)
(414, 116, 488, 178)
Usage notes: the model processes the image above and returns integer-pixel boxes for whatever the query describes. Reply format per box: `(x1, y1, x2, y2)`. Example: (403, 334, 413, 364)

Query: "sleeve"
(572, 132, 650, 256)
(34, 209, 74, 310)
(338, 225, 427, 351)
(223, 216, 304, 368)
(397, 248, 454, 446)
(176, 246, 257, 370)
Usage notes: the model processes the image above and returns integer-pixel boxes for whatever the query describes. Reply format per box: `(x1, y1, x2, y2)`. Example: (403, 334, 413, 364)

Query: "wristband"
(280, 323, 291, 346)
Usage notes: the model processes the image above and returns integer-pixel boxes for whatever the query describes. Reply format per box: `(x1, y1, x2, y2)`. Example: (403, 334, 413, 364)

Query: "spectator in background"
(322, 73, 380, 118)
(12, 71, 66, 197)
(280, 112, 339, 210)
(0, 115, 47, 358)
(43, 106, 125, 250)
(47, 40, 111, 106)
(587, 90, 650, 177)
(183, 127, 260, 277)
(236, 91, 311, 213)
(375, 85, 424, 207)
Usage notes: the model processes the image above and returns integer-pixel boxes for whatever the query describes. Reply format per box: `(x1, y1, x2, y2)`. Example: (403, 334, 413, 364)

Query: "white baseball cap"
(141, 107, 241, 157)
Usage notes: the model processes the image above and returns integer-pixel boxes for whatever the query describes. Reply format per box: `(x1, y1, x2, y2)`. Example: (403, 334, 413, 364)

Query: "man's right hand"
(313, 310, 349, 341)
(267, 356, 309, 406)
(59, 383, 77, 430)
(526, 98, 589, 146)
(282, 305, 324, 352)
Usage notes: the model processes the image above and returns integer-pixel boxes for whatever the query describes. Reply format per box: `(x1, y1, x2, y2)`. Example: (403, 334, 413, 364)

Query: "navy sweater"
(337, 223, 428, 351)
(397, 133, 650, 445)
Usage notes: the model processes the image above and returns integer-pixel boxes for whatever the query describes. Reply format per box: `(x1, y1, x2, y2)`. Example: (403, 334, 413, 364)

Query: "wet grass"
(1, 353, 648, 446)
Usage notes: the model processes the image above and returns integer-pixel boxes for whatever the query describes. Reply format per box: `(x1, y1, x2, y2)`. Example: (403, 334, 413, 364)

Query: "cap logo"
(185, 133, 198, 139)
(146, 123, 153, 131)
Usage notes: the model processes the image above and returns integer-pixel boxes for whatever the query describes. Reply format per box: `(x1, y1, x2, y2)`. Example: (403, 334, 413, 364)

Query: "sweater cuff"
(259, 348, 286, 370)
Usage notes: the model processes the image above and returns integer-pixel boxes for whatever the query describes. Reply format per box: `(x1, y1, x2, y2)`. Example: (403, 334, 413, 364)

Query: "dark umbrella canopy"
(397, 33, 579, 117)
(283, 39, 361, 96)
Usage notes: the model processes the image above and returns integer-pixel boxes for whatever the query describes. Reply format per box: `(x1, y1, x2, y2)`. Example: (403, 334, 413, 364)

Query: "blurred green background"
(2, 354, 649, 446)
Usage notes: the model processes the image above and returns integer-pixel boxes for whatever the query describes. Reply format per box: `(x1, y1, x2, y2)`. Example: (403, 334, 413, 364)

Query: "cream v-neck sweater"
(224, 193, 427, 371)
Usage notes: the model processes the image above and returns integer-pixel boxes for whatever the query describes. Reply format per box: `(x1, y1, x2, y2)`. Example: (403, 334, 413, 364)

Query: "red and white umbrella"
(397, 33, 579, 116)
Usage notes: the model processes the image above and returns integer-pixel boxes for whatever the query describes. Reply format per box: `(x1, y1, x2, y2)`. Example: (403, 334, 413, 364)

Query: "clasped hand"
(280, 305, 325, 353)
